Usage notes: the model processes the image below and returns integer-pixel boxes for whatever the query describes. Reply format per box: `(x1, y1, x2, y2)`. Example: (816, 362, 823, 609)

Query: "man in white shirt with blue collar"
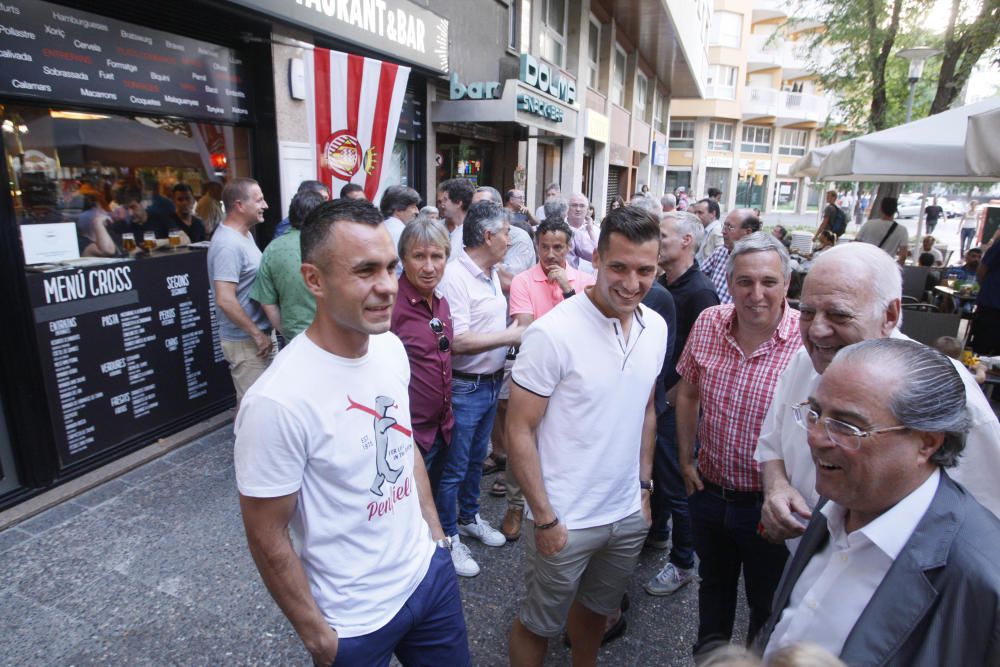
(759, 338, 1000, 666)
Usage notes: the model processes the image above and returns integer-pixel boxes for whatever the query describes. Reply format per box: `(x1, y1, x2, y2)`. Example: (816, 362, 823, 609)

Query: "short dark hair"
(535, 218, 573, 245)
(597, 205, 661, 254)
(379, 184, 421, 218)
(773, 224, 787, 239)
(340, 182, 364, 199)
(300, 198, 384, 267)
(297, 180, 329, 196)
(918, 252, 936, 267)
(437, 178, 475, 212)
(504, 189, 522, 205)
(118, 187, 143, 206)
(172, 183, 193, 197)
(880, 197, 898, 216)
(289, 189, 327, 230)
(707, 187, 722, 199)
(698, 197, 721, 220)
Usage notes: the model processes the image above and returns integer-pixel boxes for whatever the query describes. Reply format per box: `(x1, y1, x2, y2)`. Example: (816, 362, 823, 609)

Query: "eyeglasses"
(429, 318, 450, 352)
(791, 401, 908, 450)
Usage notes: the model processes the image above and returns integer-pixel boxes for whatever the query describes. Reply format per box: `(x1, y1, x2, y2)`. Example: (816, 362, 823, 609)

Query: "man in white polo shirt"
(437, 200, 524, 577)
(506, 206, 668, 666)
(234, 199, 469, 667)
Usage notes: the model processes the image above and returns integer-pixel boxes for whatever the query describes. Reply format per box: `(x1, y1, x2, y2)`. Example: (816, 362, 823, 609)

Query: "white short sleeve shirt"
(234, 332, 435, 638)
(438, 249, 509, 374)
(512, 293, 668, 529)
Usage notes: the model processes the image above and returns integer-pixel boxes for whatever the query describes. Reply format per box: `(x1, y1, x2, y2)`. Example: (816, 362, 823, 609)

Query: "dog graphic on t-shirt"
(369, 395, 404, 495)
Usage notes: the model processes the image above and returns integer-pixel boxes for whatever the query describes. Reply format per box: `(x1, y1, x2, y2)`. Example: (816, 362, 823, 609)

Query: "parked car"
(944, 199, 966, 218)
(897, 194, 922, 218)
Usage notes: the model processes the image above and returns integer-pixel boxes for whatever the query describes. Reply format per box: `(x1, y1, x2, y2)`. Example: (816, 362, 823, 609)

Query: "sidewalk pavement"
(0, 424, 750, 666)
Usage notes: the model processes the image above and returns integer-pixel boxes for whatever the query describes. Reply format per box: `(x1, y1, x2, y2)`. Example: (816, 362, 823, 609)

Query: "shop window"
(587, 18, 601, 90)
(705, 167, 731, 197)
(708, 122, 734, 151)
(706, 65, 738, 100)
(612, 45, 627, 107)
(665, 170, 692, 192)
(540, 0, 567, 67)
(741, 125, 773, 154)
(653, 93, 665, 134)
(7, 104, 250, 263)
(669, 120, 695, 149)
(778, 129, 808, 156)
(709, 11, 743, 48)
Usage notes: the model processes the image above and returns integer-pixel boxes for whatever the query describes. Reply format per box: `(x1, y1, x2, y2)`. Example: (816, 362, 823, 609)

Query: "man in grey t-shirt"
(208, 177, 273, 404)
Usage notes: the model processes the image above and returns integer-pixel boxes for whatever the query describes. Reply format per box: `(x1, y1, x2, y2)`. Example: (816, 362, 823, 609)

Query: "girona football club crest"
(322, 130, 378, 180)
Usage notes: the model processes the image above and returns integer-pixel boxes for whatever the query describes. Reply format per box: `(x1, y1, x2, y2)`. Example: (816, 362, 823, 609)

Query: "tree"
(930, 0, 1000, 114)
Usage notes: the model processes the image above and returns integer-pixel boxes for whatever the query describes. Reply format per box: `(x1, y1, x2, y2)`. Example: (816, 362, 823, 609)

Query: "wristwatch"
(435, 537, 452, 551)
(640, 480, 654, 495)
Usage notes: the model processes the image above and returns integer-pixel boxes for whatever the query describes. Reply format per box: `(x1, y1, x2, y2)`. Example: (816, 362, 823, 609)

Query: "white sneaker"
(644, 562, 696, 596)
(450, 535, 480, 577)
(458, 513, 507, 547)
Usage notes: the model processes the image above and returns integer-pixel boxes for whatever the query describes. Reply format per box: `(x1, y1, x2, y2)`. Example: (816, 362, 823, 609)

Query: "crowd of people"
(213, 174, 1000, 667)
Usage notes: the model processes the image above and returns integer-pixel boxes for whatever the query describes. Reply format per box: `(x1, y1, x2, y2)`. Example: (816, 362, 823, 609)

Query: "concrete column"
(526, 136, 540, 211)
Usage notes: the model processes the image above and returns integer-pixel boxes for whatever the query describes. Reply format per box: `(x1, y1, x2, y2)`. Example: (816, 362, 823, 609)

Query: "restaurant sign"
(519, 54, 576, 106)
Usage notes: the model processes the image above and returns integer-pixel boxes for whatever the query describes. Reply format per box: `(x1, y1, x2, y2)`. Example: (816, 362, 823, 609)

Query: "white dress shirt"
(438, 249, 509, 374)
(502, 225, 536, 276)
(764, 469, 940, 660)
(755, 331, 1000, 546)
(697, 219, 724, 265)
(383, 215, 406, 253)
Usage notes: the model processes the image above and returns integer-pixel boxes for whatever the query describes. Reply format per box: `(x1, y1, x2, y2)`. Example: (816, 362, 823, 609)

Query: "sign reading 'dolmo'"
(519, 54, 576, 106)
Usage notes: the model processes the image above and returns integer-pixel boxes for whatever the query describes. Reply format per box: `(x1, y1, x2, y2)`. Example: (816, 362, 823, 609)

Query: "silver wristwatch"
(436, 537, 452, 551)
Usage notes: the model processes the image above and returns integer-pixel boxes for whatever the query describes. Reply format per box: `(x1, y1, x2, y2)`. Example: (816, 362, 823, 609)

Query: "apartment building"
(432, 0, 709, 217)
(667, 0, 839, 214)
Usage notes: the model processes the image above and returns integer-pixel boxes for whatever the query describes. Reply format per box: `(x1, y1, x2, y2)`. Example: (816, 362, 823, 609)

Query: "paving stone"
(0, 526, 33, 555)
(16, 499, 89, 535)
(0, 588, 95, 665)
(74, 478, 131, 509)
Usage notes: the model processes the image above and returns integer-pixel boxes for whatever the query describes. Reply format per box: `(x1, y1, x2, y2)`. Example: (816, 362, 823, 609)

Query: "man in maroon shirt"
(390, 218, 455, 485)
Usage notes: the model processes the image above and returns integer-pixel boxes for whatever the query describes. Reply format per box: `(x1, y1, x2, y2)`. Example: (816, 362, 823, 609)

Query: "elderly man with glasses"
(699, 208, 760, 304)
(758, 338, 1000, 666)
(756, 242, 1000, 551)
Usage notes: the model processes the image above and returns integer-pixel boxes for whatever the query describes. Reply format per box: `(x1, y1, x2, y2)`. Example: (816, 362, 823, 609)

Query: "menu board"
(0, 0, 251, 123)
(25, 250, 234, 467)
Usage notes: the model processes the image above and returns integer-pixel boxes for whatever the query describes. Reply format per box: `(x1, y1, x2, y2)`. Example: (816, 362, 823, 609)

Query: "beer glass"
(143, 231, 156, 252)
(169, 230, 181, 249)
(122, 233, 136, 252)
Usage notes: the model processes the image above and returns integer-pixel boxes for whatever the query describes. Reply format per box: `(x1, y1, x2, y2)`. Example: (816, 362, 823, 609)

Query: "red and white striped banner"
(313, 47, 410, 201)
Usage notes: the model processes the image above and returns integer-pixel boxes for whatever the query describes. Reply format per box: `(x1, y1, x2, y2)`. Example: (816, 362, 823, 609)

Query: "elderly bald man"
(756, 242, 1000, 548)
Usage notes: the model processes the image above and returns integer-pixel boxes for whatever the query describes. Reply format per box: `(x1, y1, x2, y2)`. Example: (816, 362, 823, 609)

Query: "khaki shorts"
(497, 358, 514, 400)
(519, 509, 648, 638)
(221, 337, 272, 405)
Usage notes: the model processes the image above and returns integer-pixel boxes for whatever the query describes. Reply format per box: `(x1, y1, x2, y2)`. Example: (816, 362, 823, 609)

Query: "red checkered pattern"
(676, 303, 802, 491)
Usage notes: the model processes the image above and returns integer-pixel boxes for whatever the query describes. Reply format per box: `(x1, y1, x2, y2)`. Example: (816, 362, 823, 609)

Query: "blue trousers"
(435, 375, 500, 537)
(332, 547, 471, 666)
(689, 488, 788, 656)
(649, 407, 696, 570)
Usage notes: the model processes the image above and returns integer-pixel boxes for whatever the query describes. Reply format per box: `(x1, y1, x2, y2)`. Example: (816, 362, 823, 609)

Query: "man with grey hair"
(644, 210, 719, 596)
(675, 232, 802, 656)
(757, 243, 1000, 551)
(534, 182, 561, 221)
(661, 193, 677, 213)
(472, 186, 535, 279)
(629, 195, 661, 215)
(437, 201, 524, 577)
(701, 208, 761, 304)
(759, 338, 1000, 666)
(566, 193, 598, 266)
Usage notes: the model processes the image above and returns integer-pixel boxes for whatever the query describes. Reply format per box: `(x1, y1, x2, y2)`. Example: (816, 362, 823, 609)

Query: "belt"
(702, 480, 762, 505)
(452, 369, 505, 383)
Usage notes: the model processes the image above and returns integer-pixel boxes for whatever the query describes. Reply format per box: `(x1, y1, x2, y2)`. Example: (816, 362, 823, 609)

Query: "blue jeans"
(421, 433, 446, 495)
(961, 227, 977, 256)
(649, 407, 695, 570)
(435, 375, 500, 537)
(689, 488, 788, 656)
(332, 547, 471, 666)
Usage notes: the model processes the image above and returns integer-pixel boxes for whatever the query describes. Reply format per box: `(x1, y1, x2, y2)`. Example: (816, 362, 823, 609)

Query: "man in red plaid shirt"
(675, 232, 802, 658)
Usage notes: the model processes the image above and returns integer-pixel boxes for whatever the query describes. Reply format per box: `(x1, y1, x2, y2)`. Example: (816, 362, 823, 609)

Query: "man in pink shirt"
(500, 218, 596, 540)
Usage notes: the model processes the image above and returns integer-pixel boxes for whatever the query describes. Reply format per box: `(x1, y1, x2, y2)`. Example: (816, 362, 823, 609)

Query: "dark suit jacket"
(759, 472, 1000, 666)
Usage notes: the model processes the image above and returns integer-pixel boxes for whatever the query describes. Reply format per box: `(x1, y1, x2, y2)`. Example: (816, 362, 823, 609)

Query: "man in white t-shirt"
(507, 206, 668, 666)
(534, 182, 561, 222)
(234, 198, 470, 667)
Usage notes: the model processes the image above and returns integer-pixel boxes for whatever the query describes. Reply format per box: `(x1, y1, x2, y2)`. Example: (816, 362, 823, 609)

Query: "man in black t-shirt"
(924, 196, 944, 235)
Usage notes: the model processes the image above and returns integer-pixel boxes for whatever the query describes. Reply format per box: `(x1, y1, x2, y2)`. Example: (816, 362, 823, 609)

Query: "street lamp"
(896, 46, 942, 123)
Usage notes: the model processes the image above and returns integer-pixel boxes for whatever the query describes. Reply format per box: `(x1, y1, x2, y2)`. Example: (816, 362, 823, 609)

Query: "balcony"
(743, 87, 830, 125)
(747, 34, 811, 76)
